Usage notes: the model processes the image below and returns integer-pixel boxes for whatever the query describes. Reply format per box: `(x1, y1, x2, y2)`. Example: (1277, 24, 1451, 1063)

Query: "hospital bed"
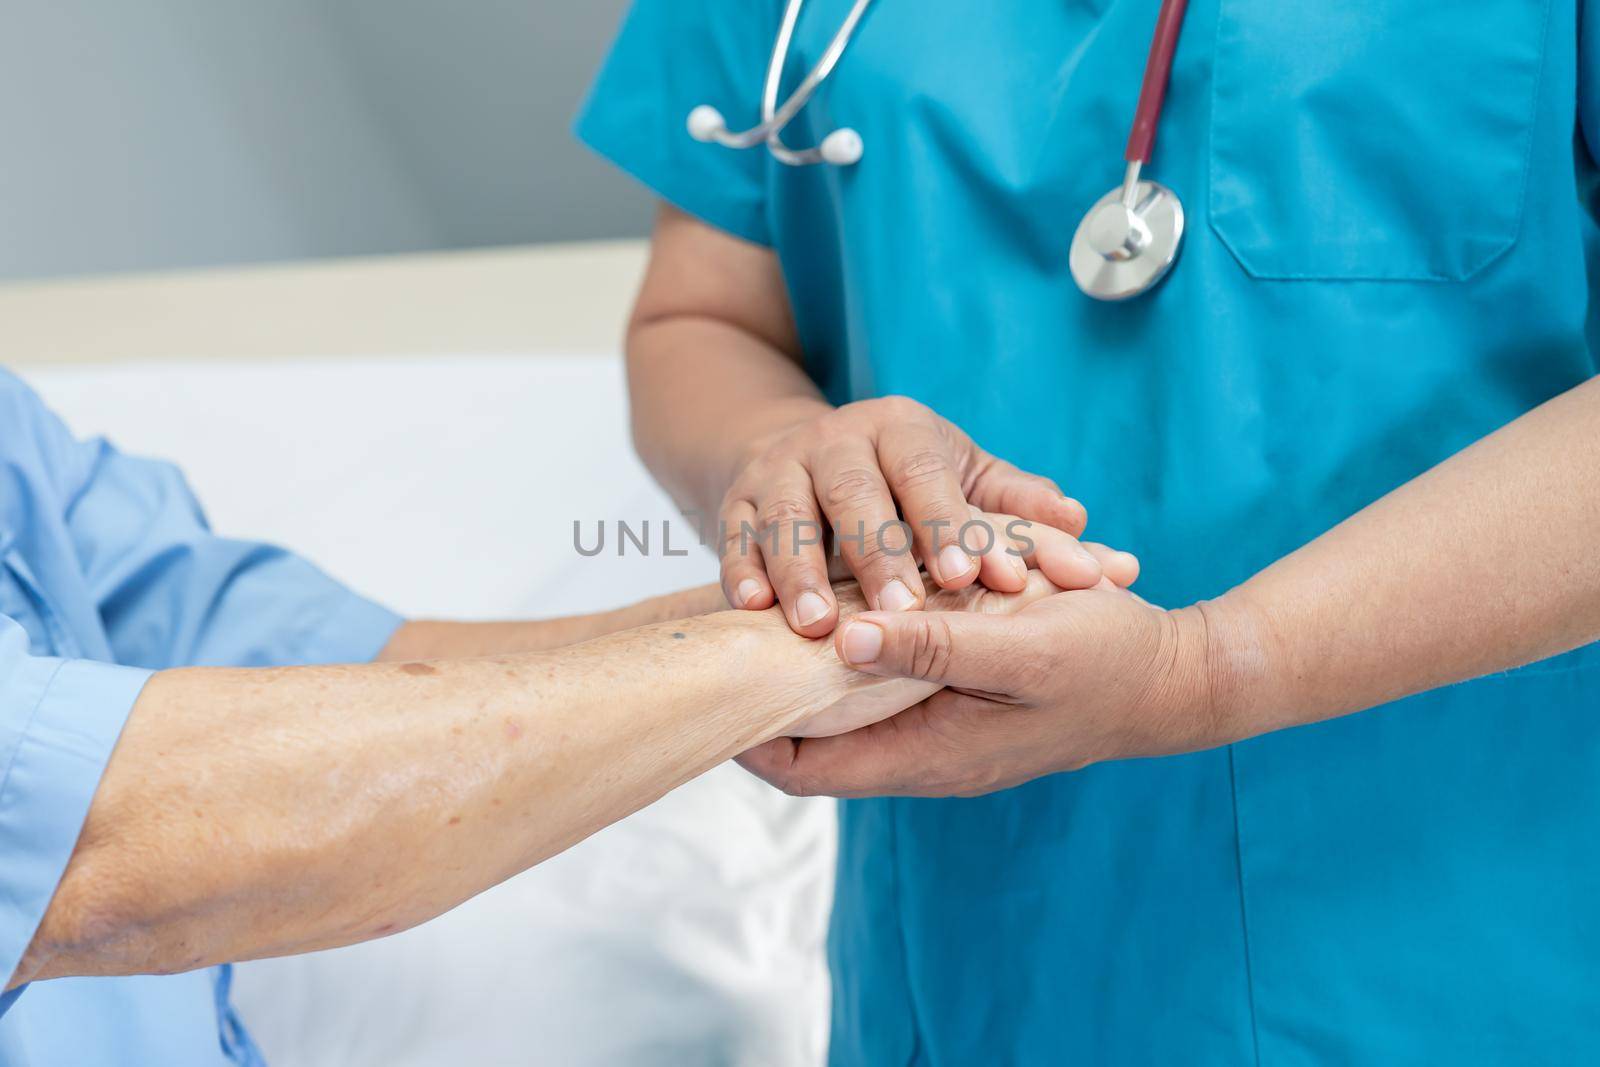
(4, 243, 836, 1067)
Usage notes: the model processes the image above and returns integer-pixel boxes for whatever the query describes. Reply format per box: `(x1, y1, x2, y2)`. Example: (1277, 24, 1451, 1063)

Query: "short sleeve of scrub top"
(0, 379, 401, 1033)
(575, 0, 776, 245)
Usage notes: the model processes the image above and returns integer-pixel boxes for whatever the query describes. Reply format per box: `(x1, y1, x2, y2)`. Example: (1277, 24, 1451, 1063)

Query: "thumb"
(834, 607, 1029, 691)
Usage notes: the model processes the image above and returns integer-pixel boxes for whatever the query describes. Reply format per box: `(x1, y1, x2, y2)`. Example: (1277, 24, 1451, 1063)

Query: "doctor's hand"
(788, 541, 1131, 738)
(719, 395, 1095, 637)
(739, 584, 1249, 797)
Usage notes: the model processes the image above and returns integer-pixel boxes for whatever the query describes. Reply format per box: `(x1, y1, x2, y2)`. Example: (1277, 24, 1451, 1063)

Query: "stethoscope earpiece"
(686, 0, 875, 166)
(819, 128, 863, 166)
(687, 105, 728, 143)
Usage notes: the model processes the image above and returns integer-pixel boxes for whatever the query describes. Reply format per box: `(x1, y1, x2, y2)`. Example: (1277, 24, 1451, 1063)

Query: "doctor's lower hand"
(787, 565, 1088, 739)
(740, 584, 1256, 798)
(716, 396, 1096, 637)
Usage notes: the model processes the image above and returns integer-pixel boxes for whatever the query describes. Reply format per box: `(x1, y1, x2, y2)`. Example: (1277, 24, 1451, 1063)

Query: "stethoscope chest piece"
(687, 0, 1198, 301)
(1069, 178, 1185, 301)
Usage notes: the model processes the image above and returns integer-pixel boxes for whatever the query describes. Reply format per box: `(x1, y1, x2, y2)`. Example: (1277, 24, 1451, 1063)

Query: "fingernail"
(878, 579, 917, 612)
(937, 544, 975, 582)
(795, 590, 830, 627)
(736, 578, 762, 607)
(1010, 552, 1028, 581)
(841, 620, 884, 665)
(1076, 545, 1099, 566)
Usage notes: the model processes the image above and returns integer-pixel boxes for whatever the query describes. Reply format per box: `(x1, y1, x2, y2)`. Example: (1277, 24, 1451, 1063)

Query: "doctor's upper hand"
(718, 394, 1100, 637)
(740, 582, 1253, 798)
(626, 205, 1101, 638)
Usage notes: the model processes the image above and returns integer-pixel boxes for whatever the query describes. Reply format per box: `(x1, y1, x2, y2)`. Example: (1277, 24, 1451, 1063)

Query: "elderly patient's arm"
(377, 584, 732, 659)
(10, 574, 1056, 990)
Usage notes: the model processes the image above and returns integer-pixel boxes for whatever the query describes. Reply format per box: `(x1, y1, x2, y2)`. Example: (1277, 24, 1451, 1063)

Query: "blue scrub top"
(0, 371, 401, 1066)
(580, 1, 1600, 1063)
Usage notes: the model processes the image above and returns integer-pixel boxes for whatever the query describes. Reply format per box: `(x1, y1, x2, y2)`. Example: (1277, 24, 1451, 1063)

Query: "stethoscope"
(686, 0, 1193, 301)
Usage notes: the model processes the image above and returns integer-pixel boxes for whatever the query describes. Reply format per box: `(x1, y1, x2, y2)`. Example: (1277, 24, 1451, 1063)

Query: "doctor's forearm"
(13, 608, 882, 988)
(629, 318, 827, 516)
(1207, 376, 1600, 738)
(627, 204, 827, 516)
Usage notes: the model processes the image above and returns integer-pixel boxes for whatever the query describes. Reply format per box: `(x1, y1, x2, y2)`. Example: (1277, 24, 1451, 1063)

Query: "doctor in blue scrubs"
(581, 0, 1600, 1062)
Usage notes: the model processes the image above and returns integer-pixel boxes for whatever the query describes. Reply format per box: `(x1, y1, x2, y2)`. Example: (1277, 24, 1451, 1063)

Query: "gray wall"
(0, 1, 651, 281)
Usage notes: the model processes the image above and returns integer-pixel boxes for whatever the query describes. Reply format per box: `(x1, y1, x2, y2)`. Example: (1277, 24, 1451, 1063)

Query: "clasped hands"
(720, 396, 1249, 798)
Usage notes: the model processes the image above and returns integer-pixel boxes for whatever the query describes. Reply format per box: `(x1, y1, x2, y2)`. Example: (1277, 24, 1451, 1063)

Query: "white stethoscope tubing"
(687, 0, 871, 166)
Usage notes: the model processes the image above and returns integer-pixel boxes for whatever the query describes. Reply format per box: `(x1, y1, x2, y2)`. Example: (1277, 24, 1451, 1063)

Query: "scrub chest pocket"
(1208, 0, 1552, 281)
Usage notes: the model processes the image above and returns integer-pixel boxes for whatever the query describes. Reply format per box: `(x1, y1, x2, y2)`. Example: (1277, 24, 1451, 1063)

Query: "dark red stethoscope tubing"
(1123, 0, 1192, 164)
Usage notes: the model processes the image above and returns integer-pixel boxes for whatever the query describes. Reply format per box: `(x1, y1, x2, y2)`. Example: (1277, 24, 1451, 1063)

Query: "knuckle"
(718, 526, 747, 557)
(912, 503, 962, 537)
(888, 446, 954, 493)
(808, 418, 849, 449)
(770, 549, 824, 581)
(768, 557, 818, 583)
(820, 465, 887, 512)
(758, 493, 816, 528)
(1013, 471, 1064, 499)
(878, 394, 926, 421)
(906, 616, 956, 682)
(1034, 474, 1065, 495)
(956, 764, 1003, 798)
(717, 495, 753, 529)
(852, 538, 906, 576)
(731, 450, 776, 484)
(718, 520, 762, 561)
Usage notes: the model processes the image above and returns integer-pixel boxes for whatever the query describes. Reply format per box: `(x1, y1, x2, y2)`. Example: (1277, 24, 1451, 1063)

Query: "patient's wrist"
(667, 608, 834, 740)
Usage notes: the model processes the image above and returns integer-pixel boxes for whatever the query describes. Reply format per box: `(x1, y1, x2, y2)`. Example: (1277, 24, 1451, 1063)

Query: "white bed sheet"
(24, 355, 836, 1067)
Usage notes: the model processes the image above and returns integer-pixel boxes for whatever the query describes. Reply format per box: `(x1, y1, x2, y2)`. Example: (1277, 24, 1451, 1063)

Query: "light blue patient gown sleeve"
(0, 377, 401, 1046)
(64, 437, 402, 669)
(0, 621, 152, 1017)
(575, 0, 776, 244)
